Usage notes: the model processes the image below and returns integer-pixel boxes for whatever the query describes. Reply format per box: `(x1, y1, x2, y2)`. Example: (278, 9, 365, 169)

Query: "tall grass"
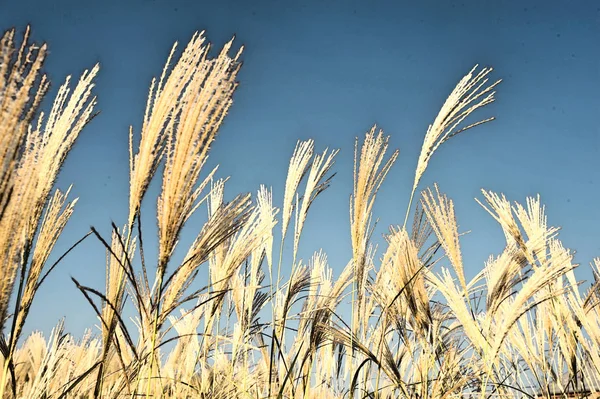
(1, 26, 599, 399)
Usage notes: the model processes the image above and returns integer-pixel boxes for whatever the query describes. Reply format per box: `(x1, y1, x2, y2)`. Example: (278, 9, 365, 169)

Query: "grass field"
(1, 26, 599, 399)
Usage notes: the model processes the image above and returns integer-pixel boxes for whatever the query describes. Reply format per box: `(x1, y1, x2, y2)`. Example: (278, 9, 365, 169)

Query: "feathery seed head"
(282, 139, 314, 242)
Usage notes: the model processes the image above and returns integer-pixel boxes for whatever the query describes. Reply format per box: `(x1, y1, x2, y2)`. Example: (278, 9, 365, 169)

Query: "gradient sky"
(1, 0, 599, 339)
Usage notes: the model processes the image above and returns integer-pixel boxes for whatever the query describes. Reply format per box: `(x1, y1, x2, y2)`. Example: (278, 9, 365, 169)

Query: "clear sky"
(1, 0, 599, 338)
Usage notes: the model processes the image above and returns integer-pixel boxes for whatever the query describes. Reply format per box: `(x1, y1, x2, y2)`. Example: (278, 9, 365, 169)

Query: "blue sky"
(1, 0, 599, 338)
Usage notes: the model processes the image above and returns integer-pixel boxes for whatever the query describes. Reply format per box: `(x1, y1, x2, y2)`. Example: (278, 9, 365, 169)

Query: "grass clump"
(1, 26, 599, 399)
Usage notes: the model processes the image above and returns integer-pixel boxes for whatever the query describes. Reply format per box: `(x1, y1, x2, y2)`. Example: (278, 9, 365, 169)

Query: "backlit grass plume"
(350, 126, 398, 340)
(404, 65, 501, 228)
(0, 27, 48, 221)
